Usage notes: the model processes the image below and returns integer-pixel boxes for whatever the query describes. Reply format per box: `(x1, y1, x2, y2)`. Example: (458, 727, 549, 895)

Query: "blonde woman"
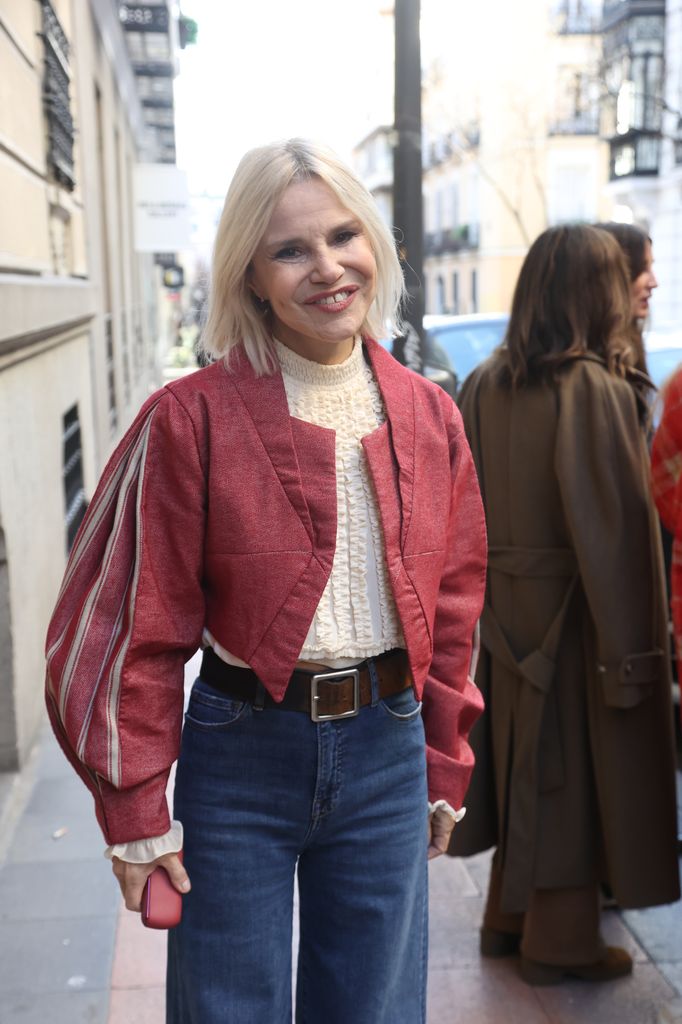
(46, 139, 487, 1023)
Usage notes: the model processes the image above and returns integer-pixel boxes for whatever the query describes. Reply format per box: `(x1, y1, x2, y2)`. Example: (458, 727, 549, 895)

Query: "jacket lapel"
(363, 339, 415, 549)
(227, 340, 414, 553)
(227, 350, 320, 543)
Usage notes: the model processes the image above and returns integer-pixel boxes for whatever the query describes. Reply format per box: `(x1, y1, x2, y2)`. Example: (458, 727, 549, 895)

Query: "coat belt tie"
(480, 545, 578, 913)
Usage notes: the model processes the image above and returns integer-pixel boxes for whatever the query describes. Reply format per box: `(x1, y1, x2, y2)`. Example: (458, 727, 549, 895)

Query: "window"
(437, 276, 445, 314)
(62, 405, 87, 552)
(104, 315, 118, 434)
(40, 0, 75, 190)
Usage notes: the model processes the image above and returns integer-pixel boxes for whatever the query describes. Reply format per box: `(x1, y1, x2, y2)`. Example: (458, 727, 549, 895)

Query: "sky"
(173, 0, 397, 197)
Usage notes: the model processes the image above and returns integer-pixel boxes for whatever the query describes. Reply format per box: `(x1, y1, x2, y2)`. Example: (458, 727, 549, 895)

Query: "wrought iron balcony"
(609, 130, 660, 177)
(424, 225, 479, 257)
(549, 112, 600, 135)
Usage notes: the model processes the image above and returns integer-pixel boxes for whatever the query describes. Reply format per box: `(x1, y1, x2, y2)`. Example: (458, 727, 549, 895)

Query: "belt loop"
(368, 658, 380, 707)
(253, 680, 266, 712)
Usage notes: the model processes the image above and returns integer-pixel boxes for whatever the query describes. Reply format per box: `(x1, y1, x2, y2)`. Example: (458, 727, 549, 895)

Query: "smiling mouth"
(305, 287, 358, 310)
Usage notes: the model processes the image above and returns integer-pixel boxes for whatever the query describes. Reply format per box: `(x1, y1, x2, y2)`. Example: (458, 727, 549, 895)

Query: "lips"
(304, 286, 359, 311)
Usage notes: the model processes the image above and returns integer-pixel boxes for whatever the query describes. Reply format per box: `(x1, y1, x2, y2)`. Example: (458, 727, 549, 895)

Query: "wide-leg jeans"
(167, 676, 429, 1024)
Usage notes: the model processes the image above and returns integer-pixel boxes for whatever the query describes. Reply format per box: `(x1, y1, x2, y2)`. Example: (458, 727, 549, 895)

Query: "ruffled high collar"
(273, 337, 364, 387)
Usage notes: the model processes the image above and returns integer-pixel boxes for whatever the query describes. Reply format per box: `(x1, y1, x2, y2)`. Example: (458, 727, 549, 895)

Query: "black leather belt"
(199, 646, 412, 721)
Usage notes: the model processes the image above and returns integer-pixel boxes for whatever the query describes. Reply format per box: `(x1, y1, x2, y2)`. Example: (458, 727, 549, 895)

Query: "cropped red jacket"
(45, 339, 487, 844)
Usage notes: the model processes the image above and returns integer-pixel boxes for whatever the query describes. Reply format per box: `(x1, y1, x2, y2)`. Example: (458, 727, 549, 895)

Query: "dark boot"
(520, 946, 633, 986)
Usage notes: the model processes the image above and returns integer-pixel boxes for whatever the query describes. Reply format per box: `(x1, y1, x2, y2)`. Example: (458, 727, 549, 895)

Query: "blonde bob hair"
(200, 138, 406, 373)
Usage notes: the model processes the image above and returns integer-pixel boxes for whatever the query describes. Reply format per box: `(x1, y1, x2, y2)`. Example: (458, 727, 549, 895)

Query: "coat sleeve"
(555, 361, 665, 708)
(45, 389, 206, 844)
(651, 368, 682, 534)
(420, 398, 488, 810)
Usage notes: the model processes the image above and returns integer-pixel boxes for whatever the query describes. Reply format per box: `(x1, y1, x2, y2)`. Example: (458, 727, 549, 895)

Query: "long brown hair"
(594, 221, 652, 380)
(594, 221, 650, 281)
(503, 224, 632, 389)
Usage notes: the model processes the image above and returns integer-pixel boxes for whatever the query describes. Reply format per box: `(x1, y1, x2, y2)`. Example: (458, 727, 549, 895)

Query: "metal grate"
(40, 0, 75, 191)
(62, 404, 87, 552)
(104, 314, 118, 434)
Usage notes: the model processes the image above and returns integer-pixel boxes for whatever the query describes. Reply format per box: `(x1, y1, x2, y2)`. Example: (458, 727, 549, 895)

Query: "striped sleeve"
(45, 389, 207, 844)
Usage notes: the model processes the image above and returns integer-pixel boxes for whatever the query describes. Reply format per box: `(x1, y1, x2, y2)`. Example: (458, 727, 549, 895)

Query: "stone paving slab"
(0, 915, 116, 996)
(0, 859, 119, 921)
(427, 959, 552, 1023)
(658, 996, 682, 1023)
(108, 985, 165, 1024)
(2, 989, 110, 1023)
(110, 905, 167, 990)
(533, 963, 677, 1024)
(6, 777, 106, 865)
(625, 902, 682, 962)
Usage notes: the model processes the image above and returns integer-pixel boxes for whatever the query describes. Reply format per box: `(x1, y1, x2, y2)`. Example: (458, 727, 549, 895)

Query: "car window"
(427, 321, 508, 382)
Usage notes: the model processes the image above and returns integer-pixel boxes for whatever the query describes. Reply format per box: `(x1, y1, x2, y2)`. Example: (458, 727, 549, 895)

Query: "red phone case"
(141, 854, 184, 929)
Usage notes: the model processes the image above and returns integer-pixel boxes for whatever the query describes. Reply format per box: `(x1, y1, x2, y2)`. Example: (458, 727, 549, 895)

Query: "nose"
(310, 246, 344, 283)
(650, 269, 659, 290)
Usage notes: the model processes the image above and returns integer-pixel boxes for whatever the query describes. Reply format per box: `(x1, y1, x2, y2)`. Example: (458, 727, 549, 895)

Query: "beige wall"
(0, 331, 96, 765)
(0, 0, 163, 769)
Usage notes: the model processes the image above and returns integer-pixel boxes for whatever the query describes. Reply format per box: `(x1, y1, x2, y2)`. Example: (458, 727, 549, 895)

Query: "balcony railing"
(609, 130, 660, 178)
(602, 0, 665, 31)
(424, 225, 479, 257)
(549, 112, 600, 135)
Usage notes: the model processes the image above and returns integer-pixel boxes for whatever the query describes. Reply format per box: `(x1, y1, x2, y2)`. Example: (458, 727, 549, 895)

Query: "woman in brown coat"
(449, 224, 680, 985)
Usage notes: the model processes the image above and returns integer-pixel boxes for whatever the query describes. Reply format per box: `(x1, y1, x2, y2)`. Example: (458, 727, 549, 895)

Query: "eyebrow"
(264, 219, 362, 252)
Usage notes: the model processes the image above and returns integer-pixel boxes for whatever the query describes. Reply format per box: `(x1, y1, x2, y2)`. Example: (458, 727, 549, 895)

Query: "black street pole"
(393, 0, 424, 373)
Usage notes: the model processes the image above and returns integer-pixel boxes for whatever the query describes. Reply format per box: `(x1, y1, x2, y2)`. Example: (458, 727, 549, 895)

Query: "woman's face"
(250, 178, 377, 364)
(631, 240, 658, 320)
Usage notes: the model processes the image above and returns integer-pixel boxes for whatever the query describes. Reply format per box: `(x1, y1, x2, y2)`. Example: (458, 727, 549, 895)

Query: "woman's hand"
(427, 807, 456, 860)
(111, 852, 191, 912)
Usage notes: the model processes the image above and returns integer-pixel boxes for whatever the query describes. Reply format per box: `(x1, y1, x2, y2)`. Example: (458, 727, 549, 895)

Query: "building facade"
(420, 0, 610, 315)
(0, 0, 183, 773)
(354, 0, 614, 318)
(600, 0, 682, 327)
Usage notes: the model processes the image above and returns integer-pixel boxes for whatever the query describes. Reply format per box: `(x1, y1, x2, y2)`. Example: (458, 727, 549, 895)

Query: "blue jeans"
(167, 675, 429, 1023)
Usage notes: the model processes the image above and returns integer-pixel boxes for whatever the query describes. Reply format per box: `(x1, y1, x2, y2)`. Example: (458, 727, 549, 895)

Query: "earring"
(253, 293, 270, 313)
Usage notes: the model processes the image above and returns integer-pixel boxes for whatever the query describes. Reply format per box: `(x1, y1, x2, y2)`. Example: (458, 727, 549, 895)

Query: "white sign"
(133, 164, 191, 252)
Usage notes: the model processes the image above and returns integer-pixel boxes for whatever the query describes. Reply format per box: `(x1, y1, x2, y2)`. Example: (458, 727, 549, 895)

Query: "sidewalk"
(1, 665, 680, 1023)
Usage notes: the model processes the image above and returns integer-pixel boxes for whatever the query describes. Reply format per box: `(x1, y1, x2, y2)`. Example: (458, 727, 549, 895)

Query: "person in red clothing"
(652, 370, 682, 727)
(45, 139, 487, 1023)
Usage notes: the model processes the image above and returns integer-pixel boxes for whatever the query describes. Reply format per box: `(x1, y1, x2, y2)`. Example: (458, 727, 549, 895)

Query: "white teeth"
(316, 291, 350, 305)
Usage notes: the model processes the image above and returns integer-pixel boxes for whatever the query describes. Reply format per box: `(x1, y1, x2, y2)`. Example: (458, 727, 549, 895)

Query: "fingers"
(427, 808, 456, 861)
(110, 852, 191, 913)
(158, 851, 191, 895)
(111, 857, 153, 911)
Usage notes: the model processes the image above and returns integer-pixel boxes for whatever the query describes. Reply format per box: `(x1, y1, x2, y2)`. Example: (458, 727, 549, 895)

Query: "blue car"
(384, 313, 510, 398)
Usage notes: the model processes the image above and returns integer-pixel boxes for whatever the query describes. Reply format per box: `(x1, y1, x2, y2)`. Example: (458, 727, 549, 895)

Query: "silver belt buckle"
(310, 668, 360, 722)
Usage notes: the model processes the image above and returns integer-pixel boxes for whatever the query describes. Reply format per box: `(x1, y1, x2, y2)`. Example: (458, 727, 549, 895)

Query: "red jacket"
(45, 339, 487, 844)
(651, 367, 682, 728)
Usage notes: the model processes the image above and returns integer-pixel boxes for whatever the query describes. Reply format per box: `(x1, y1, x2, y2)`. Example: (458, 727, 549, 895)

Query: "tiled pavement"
(1, 659, 681, 1024)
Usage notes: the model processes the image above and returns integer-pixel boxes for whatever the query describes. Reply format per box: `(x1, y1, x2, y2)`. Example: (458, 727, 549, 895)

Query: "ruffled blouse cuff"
(103, 820, 183, 863)
(428, 800, 466, 823)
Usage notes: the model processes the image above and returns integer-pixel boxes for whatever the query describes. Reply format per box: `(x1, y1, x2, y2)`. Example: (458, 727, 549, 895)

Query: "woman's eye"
(273, 246, 304, 261)
(335, 230, 357, 245)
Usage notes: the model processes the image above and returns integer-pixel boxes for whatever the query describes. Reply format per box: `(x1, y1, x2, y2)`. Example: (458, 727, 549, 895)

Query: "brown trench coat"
(448, 352, 680, 914)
